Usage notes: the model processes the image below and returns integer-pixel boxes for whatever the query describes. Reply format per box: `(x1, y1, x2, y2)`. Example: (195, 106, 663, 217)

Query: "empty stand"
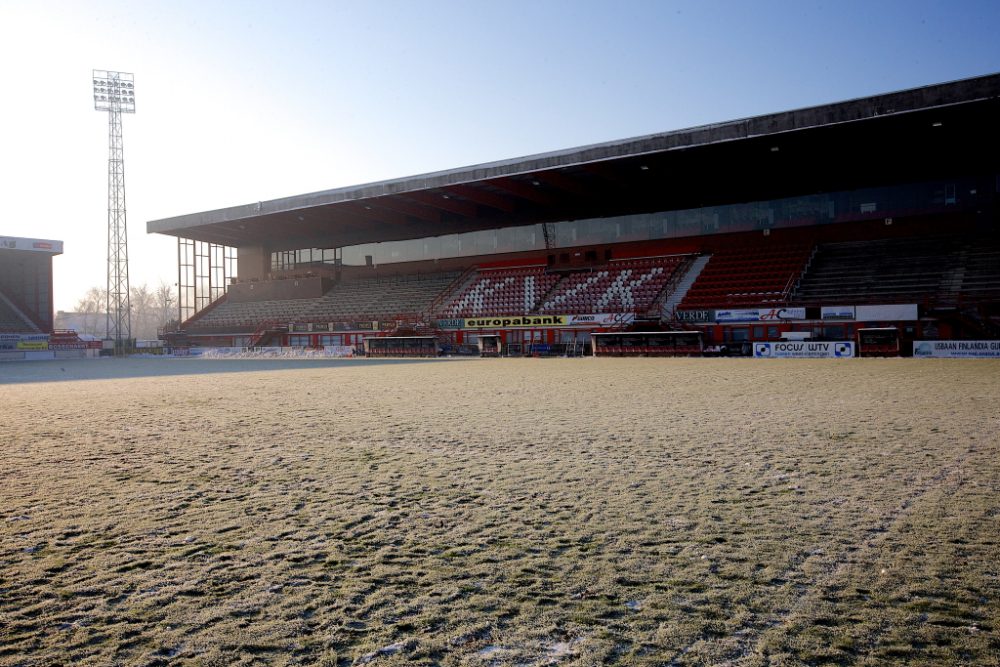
(538, 257, 686, 314)
(794, 233, 1000, 306)
(185, 297, 314, 332)
(794, 235, 957, 305)
(305, 271, 460, 322)
(186, 272, 461, 332)
(443, 266, 559, 317)
(0, 291, 40, 333)
(954, 238, 1000, 303)
(679, 242, 813, 309)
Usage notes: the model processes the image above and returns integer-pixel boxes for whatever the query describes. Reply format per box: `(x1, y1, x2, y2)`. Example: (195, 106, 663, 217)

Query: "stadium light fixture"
(93, 70, 136, 113)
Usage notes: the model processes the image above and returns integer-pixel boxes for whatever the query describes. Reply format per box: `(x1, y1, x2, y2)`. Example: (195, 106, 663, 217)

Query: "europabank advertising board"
(463, 315, 568, 329)
(913, 340, 1000, 358)
(715, 307, 807, 322)
(753, 341, 855, 358)
(459, 314, 634, 329)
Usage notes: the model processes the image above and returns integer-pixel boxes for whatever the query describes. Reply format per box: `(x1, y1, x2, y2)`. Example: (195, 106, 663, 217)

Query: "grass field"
(1, 357, 998, 666)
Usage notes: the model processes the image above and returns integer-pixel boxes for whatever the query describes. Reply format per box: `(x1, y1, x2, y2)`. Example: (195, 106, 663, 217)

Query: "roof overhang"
(148, 72, 1000, 251)
(0, 236, 63, 255)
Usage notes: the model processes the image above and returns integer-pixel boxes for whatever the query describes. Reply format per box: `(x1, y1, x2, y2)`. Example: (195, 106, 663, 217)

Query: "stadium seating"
(679, 242, 814, 309)
(305, 271, 460, 322)
(443, 266, 559, 317)
(180, 228, 1000, 338)
(793, 233, 1000, 306)
(0, 291, 39, 333)
(537, 257, 686, 314)
(184, 298, 313, 332)
(954, 238, 1000, 302)
(186, 272, 460, 332)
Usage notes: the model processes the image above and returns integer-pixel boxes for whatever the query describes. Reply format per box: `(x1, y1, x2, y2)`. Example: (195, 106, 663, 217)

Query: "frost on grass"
(0, 358, 998, 666)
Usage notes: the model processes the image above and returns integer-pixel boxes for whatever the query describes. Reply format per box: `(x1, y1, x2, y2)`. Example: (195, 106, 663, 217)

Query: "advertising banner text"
(754, 341, 855, 358)
(913, 340, 1000, 358)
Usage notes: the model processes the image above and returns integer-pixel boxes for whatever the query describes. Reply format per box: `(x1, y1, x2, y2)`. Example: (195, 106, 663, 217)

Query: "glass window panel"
(272, 177, 974, 268)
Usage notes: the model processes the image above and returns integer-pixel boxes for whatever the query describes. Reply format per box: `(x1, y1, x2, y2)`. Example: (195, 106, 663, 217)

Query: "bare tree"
(155, 281, 177, 333)
(130, 283, 157, 340)
(75, 287, 107, 336)
(65, 283, 178, 340)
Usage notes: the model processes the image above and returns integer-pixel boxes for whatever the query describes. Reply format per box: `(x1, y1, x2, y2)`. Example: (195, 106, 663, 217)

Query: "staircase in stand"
(532, 272, 569, 313)
(661, 254, 711, 318)
(428, 266, 479, 317)
(246, 320, 287, 348)
(0, 288, 43, 333)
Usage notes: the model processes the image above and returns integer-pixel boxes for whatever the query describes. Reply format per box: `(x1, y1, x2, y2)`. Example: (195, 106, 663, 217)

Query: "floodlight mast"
(92, 70, 135, 353)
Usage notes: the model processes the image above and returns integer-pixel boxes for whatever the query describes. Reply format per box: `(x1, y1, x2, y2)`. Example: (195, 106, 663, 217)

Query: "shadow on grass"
(0, 357, 463, 385)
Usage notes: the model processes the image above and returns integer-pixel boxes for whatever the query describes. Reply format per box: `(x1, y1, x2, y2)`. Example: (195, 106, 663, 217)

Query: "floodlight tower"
(92, 70, 136, 351)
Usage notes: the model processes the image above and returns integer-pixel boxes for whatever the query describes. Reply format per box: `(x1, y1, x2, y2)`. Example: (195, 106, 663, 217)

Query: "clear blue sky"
(1, 0, 998, 310)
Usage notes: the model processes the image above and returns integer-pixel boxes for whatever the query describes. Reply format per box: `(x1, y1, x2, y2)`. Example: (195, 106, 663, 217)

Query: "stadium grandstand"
(0, 235, 69, 359)
(148, 73, 1000, 356)
(0, 235, 63, 333)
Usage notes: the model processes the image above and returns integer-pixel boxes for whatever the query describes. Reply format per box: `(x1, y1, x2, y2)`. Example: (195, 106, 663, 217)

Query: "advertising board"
(676, 310, 714, 323)
(455, 314, 632, 329)
(716, 308, 806, 322)
(1, 334, 50, 350)
(0, 236, 63, 253)
(821, 306, 856, 320)
(564, 314, 635, 326)
(912, 340, 1000, 358)
(855, 304, 918, 321)
(463, 315, 568, 329)
(753, 341, 855, 358)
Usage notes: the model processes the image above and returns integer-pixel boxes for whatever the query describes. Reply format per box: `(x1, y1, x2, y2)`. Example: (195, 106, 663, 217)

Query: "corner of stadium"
(0, 237, 92, 360)
(145, 72, 1000, 359)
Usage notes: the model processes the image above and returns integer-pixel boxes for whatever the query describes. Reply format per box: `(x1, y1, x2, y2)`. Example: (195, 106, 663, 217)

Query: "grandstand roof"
(148, 73, 1000, 251)
(0, 235, 63, 255)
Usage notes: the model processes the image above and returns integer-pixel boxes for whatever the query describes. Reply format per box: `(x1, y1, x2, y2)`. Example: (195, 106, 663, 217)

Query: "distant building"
(55, 310, 106, 336)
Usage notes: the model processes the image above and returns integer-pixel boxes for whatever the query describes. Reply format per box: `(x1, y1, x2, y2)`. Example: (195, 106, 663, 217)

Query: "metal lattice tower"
(92, 70, 135, 351)
(542, 222, 554, 250)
